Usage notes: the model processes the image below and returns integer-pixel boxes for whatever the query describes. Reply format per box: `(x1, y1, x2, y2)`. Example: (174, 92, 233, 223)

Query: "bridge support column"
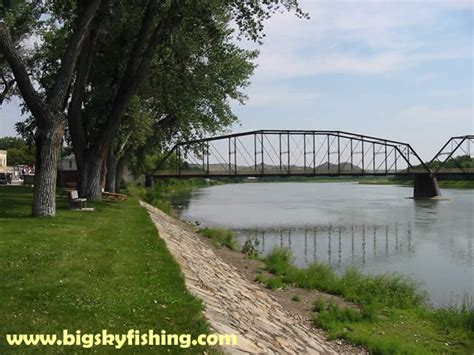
(413, 174, 441, 199)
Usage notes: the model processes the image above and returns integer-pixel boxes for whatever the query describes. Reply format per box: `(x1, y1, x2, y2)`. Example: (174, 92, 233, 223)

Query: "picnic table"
(102, 191, 127, 201)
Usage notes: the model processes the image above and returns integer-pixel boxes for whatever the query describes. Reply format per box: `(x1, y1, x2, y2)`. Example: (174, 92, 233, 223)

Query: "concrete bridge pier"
(413, 174, 441, 199)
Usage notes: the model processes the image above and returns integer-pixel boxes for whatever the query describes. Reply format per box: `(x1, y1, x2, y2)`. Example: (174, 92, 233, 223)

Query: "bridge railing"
(155, 130, 431, 177)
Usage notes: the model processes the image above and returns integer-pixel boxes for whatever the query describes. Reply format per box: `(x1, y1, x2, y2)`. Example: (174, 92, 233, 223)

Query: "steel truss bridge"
(155, 130, 474, 179)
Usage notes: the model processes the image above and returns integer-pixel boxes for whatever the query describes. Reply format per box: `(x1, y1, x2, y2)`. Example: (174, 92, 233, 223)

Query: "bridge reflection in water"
(235, 223, 418, 270)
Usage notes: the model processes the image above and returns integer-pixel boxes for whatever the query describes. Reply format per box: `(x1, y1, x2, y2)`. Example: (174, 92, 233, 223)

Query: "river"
(173, 182, 473, 307)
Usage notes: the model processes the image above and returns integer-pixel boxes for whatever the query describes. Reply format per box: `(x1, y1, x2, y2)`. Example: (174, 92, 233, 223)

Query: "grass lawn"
(0, 186, 216, 354)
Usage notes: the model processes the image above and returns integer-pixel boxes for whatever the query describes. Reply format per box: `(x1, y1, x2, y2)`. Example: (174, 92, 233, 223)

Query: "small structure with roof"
(0, 150, 6, 173)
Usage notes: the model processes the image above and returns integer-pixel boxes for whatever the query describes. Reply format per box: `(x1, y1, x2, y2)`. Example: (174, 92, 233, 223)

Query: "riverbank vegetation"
(248, 176, 474, 189)
(0, 186, 215, 354)
(257, 248, 474, 354)
(199, 227, 239, 251)
(128, 178, 215, 214)
(358, 177, 474, 189)
(433, 180, 474, 189)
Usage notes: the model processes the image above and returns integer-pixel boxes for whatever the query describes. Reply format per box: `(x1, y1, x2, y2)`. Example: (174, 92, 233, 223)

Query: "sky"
(0, 0, 473, 160)
(230, 0, 473, 160)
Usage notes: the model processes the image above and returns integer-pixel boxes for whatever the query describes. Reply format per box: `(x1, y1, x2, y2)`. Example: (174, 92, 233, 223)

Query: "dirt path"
(141, 201, 358, 354)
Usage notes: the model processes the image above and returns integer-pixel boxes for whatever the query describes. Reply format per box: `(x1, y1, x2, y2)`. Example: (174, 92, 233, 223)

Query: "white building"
(0, 150, 6, 173)
(58, 155, 77, 171)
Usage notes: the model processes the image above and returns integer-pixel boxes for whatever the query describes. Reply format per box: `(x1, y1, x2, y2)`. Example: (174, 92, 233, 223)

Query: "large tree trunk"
(100, 157, 107, 192)
(105, 147, 117, 193)
(77, 162, 88, 197)
(66, 3, 180, 202)
(32, 119, 65, 217)
(77, 148, 104, 200)
(85, 152, 104, 201)
(106, 164, 116, 193)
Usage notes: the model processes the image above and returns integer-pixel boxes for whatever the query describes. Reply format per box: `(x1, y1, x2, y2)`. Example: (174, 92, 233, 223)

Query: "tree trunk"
(32, 119, 65, 217)
(77, 157, 88, 198)
(77, 149, 104, 200)
(86, 153, 104, 200)
(115, 153, 129, 193)
(105, 147, 117, 193)
(100, 157, 107, 192)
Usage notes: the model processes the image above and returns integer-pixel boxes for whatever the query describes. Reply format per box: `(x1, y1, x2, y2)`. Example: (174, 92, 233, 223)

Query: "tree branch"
(67, 26, 98, 160)
(48, 0, 103, 108)
(0, 23, 50, 122)
(97, 0, 180, 153)
(0, 1, 102, 124)
(0, 73, 15, 105)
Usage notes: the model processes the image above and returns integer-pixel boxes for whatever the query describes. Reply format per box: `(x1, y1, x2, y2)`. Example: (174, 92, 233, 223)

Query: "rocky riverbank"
(141, 201, 365, 354)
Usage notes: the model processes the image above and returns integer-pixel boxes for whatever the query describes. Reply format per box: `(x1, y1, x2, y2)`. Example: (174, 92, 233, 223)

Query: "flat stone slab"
(141, 201, 344, 354)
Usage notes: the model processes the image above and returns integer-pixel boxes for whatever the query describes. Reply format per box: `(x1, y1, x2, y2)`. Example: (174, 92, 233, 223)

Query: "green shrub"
(297, 263, 339, 292)
(264, 248, 426, 310)
(265, 247, 293, 274)
(241, 237, 261, 258)
(340, 268, 426, 308)
(127, 178, 212, 215)
(255, 272, 266, 284)
(315, 302, 362, 327)
(291, 295, 301, 302)
(152, 200, 172, 214)
(360, 304, 377, 321)
(313, 299, 326, 313)
(199, 227, 238, 250)
(430, 297, 474, 333)
(266, 276, 285, 290)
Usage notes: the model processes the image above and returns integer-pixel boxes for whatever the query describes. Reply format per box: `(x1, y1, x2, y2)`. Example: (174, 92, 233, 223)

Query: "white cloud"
(253, 50, 466, 78)
(241, 0, 473, 79)
(441, 0, 474, 10)
(414, 73, 436, 86)
(244, 85, 321, 107)
(380, 105, 473, 158)
(255, 51, 405, 77)
(397, 106, 473, 124)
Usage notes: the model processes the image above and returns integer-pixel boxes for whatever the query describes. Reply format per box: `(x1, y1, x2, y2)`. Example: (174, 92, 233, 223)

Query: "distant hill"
(183, 161, 363, 173)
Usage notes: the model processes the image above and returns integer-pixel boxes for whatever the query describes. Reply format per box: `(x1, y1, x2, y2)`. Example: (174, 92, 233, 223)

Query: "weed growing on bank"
(129, 178, 212, 215)
(199, 227, 239, 251)
(263, 247, 474, 353)
(264, 247, 426, 308)
(241, 237, 261, 258)
(291, 295, 301, 302)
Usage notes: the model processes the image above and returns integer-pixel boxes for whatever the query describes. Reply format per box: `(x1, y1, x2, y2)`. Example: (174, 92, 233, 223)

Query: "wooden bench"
(68, 190, 88, 209)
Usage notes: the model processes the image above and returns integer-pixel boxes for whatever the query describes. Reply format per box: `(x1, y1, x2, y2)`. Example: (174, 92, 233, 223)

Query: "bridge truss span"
(157, 130, 431, 178)
(429, 135, 474, 175)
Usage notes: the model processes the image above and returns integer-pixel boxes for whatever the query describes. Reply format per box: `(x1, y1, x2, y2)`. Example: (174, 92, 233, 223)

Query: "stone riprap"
(141, 201, 356, 354)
